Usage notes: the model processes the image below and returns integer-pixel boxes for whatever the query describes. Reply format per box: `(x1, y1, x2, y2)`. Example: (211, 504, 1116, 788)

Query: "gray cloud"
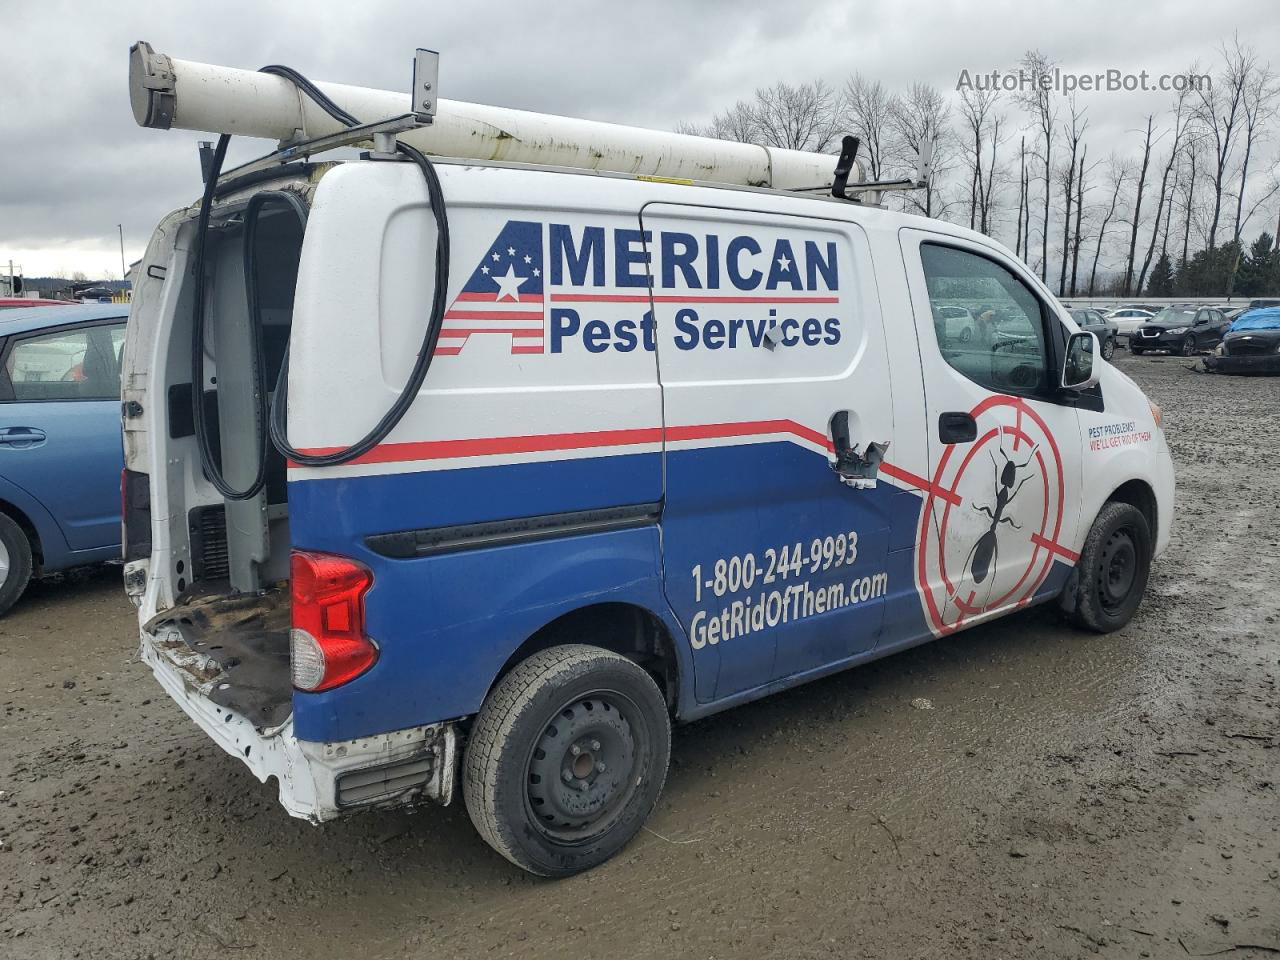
(2, 0, 1277, 276)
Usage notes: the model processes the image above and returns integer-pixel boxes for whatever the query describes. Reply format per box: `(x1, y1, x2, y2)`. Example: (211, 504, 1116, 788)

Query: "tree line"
(677, 37, 1280, 299)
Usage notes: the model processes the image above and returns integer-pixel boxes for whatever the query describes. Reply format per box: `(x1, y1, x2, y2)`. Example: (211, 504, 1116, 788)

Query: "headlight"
(1166, 326, 1188, 335)
(1214, 343, 1225, 356)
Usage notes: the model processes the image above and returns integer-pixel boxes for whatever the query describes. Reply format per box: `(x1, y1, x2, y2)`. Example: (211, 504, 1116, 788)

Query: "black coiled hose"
(190, 65, 450, 498)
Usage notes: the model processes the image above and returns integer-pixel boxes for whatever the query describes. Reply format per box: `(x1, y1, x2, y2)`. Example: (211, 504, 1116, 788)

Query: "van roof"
(326, 158, 1010, 258)
(0, 302, 128, 337)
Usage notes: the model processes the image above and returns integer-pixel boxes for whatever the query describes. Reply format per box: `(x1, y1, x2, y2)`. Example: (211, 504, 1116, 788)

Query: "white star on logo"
(532, 267, 541, 278)
(523, 254, 532, 264)
(492, 264, 527, 302)
(507, 246, 516, 256)
(776, 255, 792, 271)
(491, 251, 501, 262)
(481, 264, 490, 274)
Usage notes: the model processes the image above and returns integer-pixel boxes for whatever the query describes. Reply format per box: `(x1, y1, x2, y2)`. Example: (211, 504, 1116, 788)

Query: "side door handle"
(938, 412, 977, 445)
(0, 427, 47, 449)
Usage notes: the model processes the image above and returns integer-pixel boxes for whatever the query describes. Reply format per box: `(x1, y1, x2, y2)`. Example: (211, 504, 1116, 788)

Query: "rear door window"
(2, 322, 126, 401)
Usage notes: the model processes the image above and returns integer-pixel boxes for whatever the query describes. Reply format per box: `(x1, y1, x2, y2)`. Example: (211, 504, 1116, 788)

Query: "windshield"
(1152, 308, 1196, 325)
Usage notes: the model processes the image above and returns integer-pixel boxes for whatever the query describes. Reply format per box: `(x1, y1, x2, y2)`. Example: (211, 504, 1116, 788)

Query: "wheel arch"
(1105, 478, 1158, 538)
(0, 497, 44, 572)
(490, 601, 683, 718)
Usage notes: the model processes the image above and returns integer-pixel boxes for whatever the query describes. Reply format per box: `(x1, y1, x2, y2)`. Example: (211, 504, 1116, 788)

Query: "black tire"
(463, 644, 671, 877)
(1101, 336, 1116, 361)
(1061, 502, 1153, 633)
(1181, 334, 1198, 357)
(0, 512, 34, 617)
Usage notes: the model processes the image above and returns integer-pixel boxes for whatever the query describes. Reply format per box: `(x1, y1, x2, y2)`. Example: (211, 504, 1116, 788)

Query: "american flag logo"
(437, 219, 544, 356)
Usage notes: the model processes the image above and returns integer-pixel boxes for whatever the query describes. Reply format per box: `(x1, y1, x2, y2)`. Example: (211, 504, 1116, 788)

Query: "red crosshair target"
(915, 396, 1073, 635)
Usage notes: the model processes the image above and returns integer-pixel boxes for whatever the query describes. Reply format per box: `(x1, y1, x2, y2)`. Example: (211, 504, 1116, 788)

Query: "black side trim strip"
(365, 502, 662, 559)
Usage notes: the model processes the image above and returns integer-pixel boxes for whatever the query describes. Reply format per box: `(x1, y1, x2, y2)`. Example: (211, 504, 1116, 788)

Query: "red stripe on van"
(288, 418, 957, 517)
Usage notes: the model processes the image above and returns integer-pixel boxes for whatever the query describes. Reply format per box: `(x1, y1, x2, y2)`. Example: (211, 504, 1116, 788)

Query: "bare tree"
(1225, 57, 1279, 294)
(1089, 158, 1127, 296)
(1137, 86, 1195, 294)
(842, 74, 897, 180)
(1194, 36, 1254, 247)
(1016, 50, 1058, 282)
(1070, 145, 1090, 296)
(1015, 135, 1027, 258)
(890, 82, 953, 218)
(1058, 97, 1087, 295)
(978, 115, 1007, 235)
(677, 80, 841, 152)
(958, 85, 1000, 230)
(1177, 138, 1203, 266)
(752, 80, 842, 153)
(675, 99, 757, 142)
(1123, 115, 1157, 295)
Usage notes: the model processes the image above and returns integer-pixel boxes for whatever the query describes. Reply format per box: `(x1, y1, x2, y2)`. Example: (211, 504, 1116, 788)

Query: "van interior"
(141, 190, 307, 730)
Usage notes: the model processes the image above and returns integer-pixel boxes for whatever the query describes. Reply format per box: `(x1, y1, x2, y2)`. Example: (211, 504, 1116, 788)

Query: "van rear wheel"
(1061, 502, 1153, 633)
(463, 644, 670, 877)
(0, 513, 34, 618)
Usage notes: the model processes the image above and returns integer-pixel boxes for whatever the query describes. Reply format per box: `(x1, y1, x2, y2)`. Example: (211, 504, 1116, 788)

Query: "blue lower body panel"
(285, 443, 1074, 743)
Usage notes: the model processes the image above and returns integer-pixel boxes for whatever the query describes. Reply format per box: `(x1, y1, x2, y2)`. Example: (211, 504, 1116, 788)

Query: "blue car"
(0, 304, 127, 614)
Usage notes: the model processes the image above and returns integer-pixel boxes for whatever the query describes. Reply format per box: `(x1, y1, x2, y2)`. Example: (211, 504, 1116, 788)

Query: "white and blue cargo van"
(122, 44, 1174, 876)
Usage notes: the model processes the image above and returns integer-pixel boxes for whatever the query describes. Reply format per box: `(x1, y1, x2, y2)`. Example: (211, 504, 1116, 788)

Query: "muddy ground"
(2, 354, 1278, 960)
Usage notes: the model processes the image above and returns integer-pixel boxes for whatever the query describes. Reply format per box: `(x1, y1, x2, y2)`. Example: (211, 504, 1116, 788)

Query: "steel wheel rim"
(0, 538, 9, 589)
(524, 688, 648, 845)
(1098, 527, 1137, 613)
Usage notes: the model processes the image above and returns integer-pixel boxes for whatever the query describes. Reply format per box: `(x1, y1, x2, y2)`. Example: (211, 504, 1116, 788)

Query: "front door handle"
(938, 412, 977, 445)
(0, 427, 47, 449)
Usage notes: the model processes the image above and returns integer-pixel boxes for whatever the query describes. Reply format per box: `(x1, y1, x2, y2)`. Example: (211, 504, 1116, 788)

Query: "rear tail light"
(290, 551, 377, 692)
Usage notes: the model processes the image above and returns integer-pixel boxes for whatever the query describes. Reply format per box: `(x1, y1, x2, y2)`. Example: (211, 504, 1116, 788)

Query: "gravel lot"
(2, 354, 1278, 959)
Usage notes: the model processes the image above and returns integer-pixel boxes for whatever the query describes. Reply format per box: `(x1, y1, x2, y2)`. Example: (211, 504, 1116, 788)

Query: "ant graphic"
(943, 435, 1038, 622)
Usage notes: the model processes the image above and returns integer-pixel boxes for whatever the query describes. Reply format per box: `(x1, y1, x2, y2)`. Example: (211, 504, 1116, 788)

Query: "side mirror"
(1062, 331, 1100, 390)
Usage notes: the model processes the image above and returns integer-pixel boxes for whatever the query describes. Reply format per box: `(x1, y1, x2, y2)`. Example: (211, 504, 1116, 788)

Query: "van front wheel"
(1061, 502, 1153, 633)
(463, 644, 671, 877)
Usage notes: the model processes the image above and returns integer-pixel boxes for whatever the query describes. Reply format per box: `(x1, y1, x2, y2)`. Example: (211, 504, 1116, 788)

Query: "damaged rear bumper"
(139, 630, 458, 821)
(1203, 354, 1280, 375)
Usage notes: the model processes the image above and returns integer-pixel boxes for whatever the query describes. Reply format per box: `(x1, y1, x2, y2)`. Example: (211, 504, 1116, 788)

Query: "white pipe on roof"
(128, 42, 851, 191)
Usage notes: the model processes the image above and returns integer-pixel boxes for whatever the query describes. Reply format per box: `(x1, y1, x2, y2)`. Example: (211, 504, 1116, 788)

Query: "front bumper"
(1130, 333, 1183, 350)
(140, 630, 458, 821)
(1203, 353, 1280, 375)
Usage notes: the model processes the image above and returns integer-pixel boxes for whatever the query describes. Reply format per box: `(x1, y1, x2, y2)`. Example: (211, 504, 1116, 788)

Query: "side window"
(2, 323, 125, 402)
(920, 243, 1051, 396)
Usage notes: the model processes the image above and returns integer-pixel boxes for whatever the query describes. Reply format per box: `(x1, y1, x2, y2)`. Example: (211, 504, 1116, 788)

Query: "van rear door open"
(642, 205, 894, 700)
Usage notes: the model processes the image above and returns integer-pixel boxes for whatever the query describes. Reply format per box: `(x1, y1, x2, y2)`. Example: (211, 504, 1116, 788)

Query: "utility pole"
(117, 224, 127, 284)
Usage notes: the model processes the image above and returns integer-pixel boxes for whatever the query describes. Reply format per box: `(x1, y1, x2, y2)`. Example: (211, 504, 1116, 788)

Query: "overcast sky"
(2, 0, 1278, 279)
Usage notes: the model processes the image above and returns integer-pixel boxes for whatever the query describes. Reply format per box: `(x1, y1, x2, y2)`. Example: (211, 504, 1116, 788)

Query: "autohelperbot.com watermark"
(956, 67, 1212, 94)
